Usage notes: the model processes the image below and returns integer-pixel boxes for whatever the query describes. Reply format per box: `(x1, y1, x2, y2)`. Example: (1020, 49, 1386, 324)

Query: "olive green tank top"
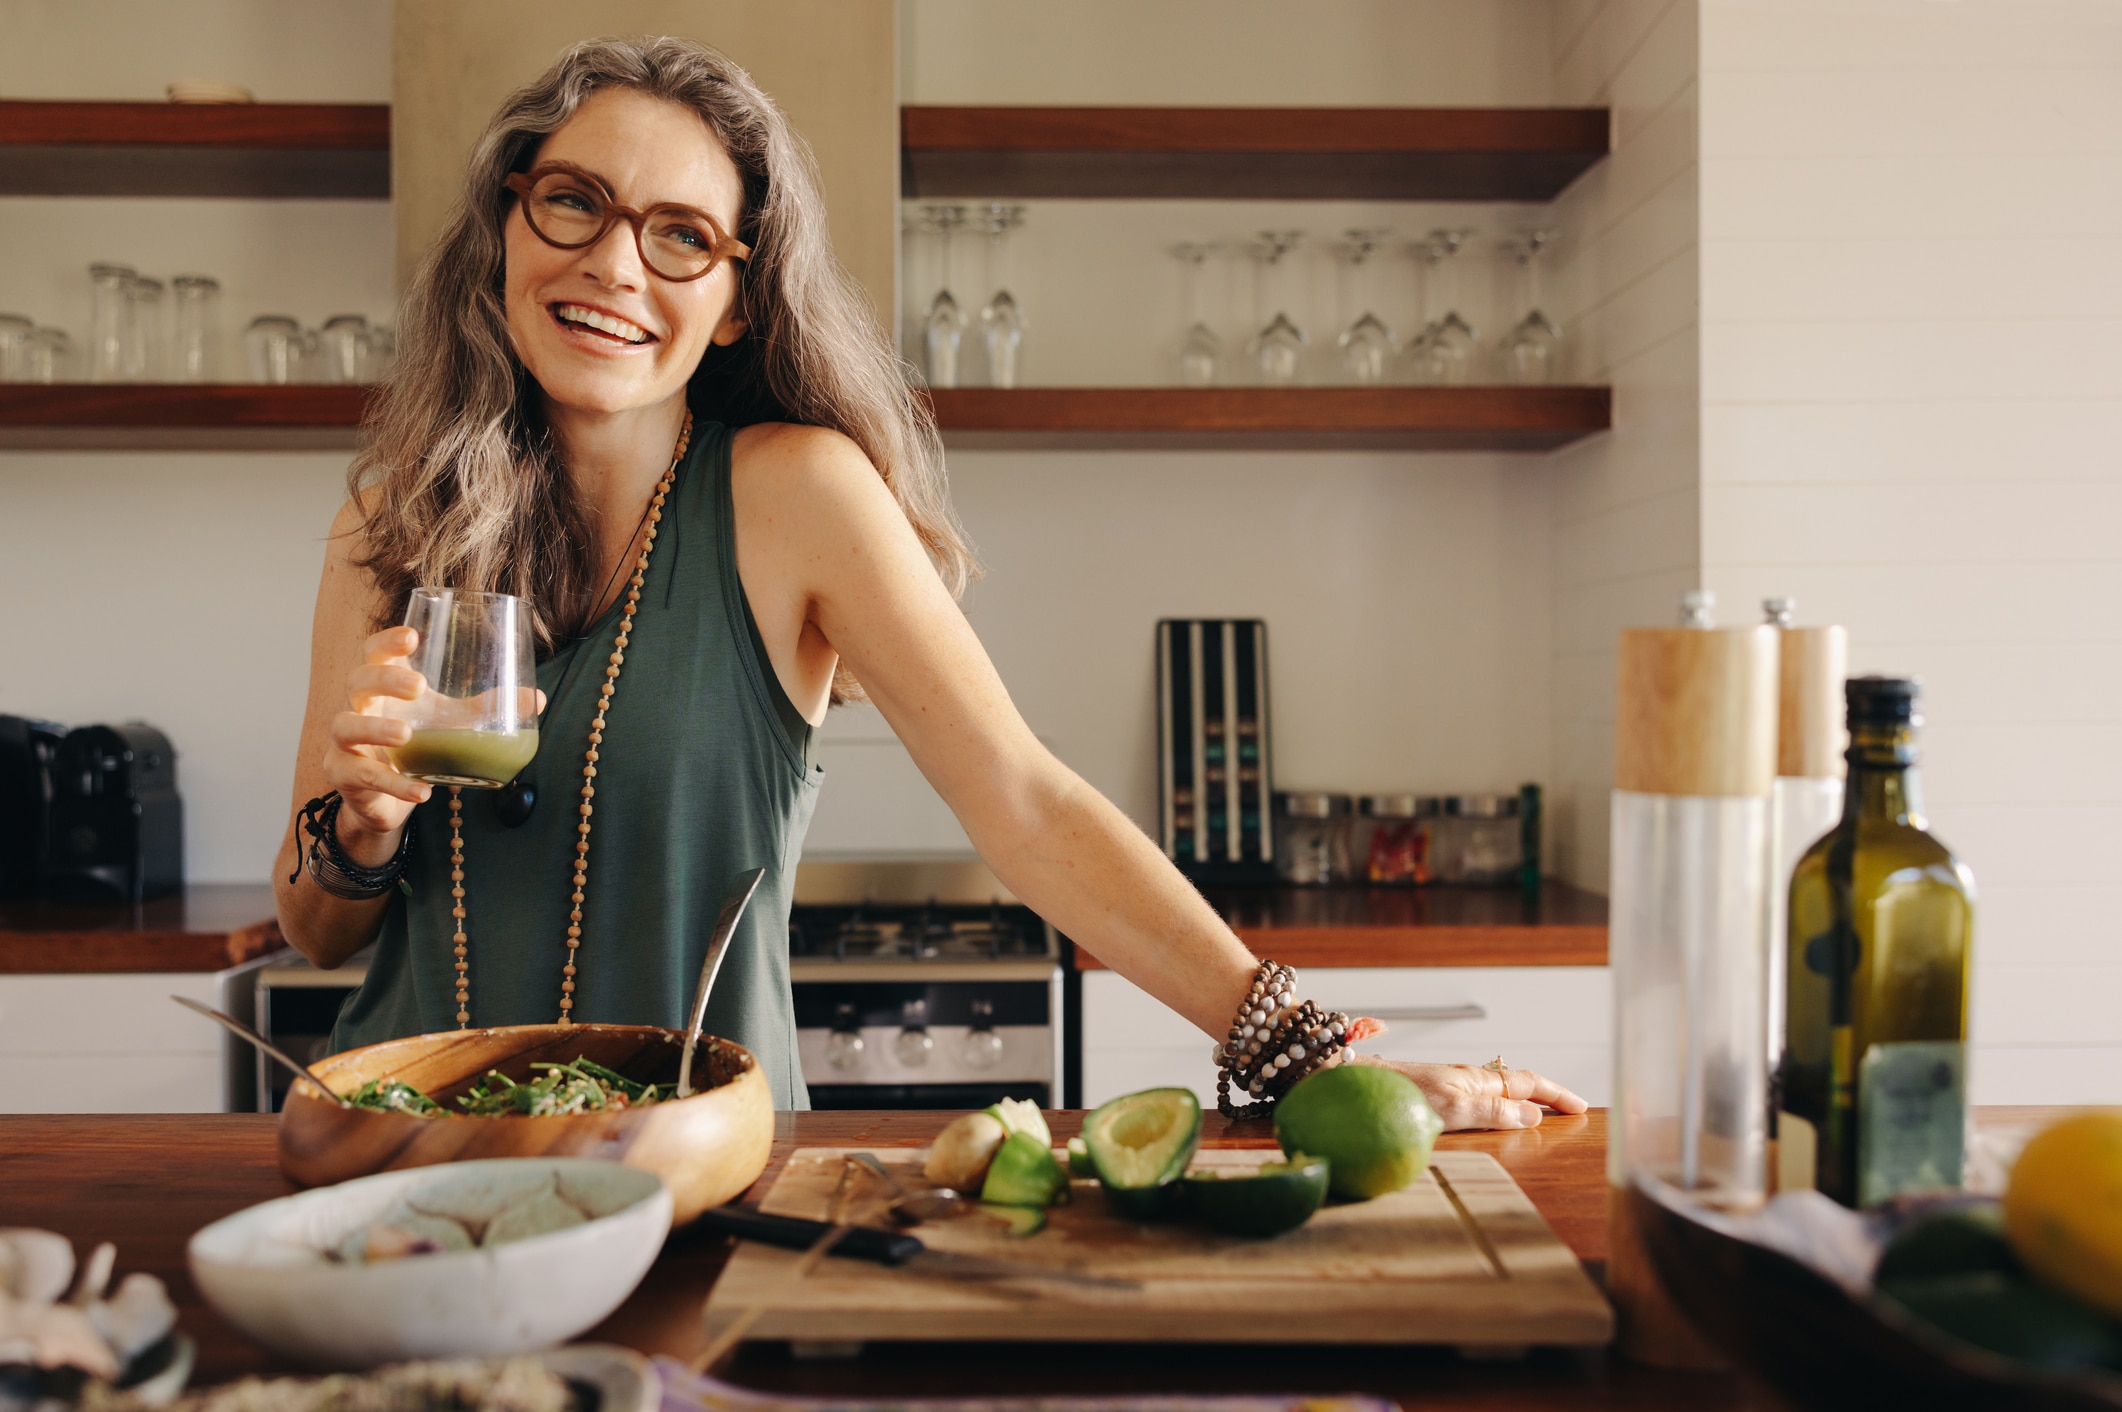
(331, 421, 822, 1108)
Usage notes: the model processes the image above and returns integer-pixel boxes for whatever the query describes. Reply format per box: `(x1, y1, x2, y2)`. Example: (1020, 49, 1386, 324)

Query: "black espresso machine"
(0, 715, 65, 897)
(39, 722, 184, 904)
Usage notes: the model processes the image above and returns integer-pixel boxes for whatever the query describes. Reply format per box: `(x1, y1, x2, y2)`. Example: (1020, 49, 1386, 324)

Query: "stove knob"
(962, 1028, 1004, 1070)
(894, 1026, 934, 1067)
(826, 1028, 866, 1072)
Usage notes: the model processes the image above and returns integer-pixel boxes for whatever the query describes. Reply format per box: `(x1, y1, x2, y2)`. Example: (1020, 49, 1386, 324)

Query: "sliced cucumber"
(980, 1130, 1067, 1208)
(1184, 1155, 1330, 1237)
(975, 1201, 1048, 1238)
(1084, 1087, 1201, 1220)
(1066, 1135, 1095, 1178)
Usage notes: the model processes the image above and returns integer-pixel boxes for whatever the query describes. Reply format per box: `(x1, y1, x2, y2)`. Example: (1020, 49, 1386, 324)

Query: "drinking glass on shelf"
(124, 276, 164, 381)
(1496, 228, 1564, 385)
(1406, 230, 1479, 386)
(319, 314, 371, 385)
(1334, 227, 1397, 385)
(918, 204, 968, 388)
(976, 203, 1027, 388)
(170, 275, 220, 382)
(245, 315, 301, 384)
(24, 328, 72, 383)
(87, 263, 136, 383)
(1250, 229, 1307, 387)
(1172, 242, 1221, 388)
(365, 325, 397, 381)
(383, 588, 540, 790)
(0, 314, 32, 382)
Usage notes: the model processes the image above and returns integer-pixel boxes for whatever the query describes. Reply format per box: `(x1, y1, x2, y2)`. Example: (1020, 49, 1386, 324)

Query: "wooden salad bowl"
(278, 1023, 774, 1225)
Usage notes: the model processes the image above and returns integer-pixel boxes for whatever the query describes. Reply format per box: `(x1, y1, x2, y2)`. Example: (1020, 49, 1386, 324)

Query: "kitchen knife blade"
(695, 1205, 1138, 1292)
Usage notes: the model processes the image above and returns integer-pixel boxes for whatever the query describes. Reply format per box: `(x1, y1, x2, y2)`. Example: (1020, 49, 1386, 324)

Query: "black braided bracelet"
(292, 791, 415, 900)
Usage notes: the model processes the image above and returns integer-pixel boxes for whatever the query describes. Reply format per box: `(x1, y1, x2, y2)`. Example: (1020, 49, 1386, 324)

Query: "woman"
(273, 36, 1586, 1131)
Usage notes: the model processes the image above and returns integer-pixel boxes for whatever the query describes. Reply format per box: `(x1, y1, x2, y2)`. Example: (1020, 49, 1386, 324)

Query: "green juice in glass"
(392, 727, 539, 788)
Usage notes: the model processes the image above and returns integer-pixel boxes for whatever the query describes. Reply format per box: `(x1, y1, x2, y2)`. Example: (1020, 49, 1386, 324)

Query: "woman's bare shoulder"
(731, 421, 890, 506)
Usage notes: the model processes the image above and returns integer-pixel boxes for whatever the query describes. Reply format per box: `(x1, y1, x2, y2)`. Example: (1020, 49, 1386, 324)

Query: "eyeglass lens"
(523, 172, 724, 280)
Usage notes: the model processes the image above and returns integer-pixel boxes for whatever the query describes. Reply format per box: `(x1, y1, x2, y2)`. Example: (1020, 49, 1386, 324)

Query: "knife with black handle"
(696, 1205, 1138, 1291)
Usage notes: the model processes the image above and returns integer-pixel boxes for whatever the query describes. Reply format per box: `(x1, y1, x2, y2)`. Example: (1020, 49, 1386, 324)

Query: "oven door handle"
(1363, 1003, 1488, 1023)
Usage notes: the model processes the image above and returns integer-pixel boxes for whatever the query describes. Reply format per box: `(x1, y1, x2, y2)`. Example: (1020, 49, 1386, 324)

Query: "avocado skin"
(1184, 1157, 1331, 1237)
(1877, 1203, 2022, 1282)
(1878, 1272, 2122, 1374)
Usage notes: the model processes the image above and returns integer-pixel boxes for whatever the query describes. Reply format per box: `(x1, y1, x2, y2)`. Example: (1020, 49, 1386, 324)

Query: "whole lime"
(1274, 1064, 1442, 1200)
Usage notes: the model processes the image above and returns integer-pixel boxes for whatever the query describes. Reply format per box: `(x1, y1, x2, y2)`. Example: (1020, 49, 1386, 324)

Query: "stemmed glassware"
(1250, 229, 1307, 386)
(975, 204, 1027, 389)
(1407, 229, 1479, 386)
(918, 205, 969, 388)
(1496, 228, 1564, 385)
(1172, 242, 1220, 387)
(1334, 227, 1396, 385)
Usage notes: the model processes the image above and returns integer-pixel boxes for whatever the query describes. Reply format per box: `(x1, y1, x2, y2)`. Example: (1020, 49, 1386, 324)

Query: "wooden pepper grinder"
(1607, 590, 1779, 1368)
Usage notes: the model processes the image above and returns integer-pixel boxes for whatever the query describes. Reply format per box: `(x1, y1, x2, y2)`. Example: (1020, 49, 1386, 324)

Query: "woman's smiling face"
(503, 87, 748, 418)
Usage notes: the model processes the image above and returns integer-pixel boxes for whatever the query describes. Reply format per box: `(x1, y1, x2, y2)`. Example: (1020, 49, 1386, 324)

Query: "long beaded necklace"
(445, 409, 694, 1029)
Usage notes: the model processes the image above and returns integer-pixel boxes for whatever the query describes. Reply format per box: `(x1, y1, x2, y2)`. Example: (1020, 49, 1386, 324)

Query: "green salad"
(344, 1057, 675, 1119)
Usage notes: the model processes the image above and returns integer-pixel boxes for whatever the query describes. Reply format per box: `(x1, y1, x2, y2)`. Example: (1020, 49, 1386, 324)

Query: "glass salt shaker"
(318, 314, 371, 384)
(88, 262, 136, 382)
(245, 315, 301, 384)
(1273, 792, 1353, 886)
(0, 314, 33, 382)
(124, 275, 165, 380)
(170, 275, 220, 382)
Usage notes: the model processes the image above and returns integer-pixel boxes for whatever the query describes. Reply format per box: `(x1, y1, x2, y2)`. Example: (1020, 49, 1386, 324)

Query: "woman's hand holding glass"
(326, 626, 437, 866)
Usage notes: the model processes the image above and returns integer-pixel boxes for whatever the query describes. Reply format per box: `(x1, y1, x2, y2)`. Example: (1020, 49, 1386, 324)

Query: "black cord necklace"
(491, 468, 671, 829)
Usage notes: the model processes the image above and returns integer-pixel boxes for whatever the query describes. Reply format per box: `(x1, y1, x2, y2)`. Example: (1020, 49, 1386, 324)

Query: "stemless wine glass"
(1497, 228, 1565, 385)
(386, 589, 540, 789)
(25, 328, 73, 383)
(1250, 229, 1307, 387)
(1172, 242, 1221, 387)
(976, 203, 1027, 388)
(245, 316, 300, 384)
(87, 263, 136, 383)
(319, 314, 371, 385)
(170, 275, 220, 382)
(124, 276, 164, 381)
(1334, 227, 1397, 385)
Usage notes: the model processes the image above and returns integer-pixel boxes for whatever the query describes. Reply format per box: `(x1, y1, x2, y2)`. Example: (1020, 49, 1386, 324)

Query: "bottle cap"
(1846, 675, 1921, 727)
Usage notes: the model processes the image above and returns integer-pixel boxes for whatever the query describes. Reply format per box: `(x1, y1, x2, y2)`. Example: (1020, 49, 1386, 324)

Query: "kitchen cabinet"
(1080, 963, 1611, 1109)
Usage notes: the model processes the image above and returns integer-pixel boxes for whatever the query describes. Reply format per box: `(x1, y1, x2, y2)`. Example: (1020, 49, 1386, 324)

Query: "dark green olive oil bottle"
(1779, 677, 1974, 1207)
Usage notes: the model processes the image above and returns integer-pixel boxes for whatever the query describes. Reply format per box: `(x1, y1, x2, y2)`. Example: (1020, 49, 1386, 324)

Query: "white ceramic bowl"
(188, 1158, 671, 1369)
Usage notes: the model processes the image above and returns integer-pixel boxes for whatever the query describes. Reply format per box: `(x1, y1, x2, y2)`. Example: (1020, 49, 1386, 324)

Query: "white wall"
(1540, 0, 1702, 892)
(0, 0, 392, 883)
(1697, 0, 2122, 1104)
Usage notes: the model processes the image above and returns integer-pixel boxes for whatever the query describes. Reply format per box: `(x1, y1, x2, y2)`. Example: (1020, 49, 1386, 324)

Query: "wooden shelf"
(0, 384, 369, 450)
(0, 883, 284, 974)
(0, 100, 389, 198)
(1072, 882, 1608, 969)
(926, 386, 1610, 451)
(902, 106, 1609, 201)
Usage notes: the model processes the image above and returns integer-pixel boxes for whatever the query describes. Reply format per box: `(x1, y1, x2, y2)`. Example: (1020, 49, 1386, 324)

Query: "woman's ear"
(710, 309, 750, 347)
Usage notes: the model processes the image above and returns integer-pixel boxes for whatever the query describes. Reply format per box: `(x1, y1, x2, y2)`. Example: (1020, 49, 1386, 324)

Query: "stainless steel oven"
(791, 860, 1064, 1110)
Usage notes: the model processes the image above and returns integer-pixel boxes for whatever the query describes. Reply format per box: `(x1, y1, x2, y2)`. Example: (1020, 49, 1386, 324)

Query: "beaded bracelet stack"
(292, 791, 415, 900)
(1214, 958, 1355, 1120)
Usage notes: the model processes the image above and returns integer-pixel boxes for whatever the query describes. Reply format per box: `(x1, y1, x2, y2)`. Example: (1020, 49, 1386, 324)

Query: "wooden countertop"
(1, 1107, 1768, 1410)
(1075, 882, 1609, 969)
(0, 883, 284, 974)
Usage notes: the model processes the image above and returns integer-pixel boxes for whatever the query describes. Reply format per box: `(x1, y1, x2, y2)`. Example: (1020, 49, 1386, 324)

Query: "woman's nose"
(574, 219, 648, 290)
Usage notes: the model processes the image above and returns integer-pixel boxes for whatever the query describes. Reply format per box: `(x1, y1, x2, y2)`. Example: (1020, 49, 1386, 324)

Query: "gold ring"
(1483, 1055, 1508, 1075)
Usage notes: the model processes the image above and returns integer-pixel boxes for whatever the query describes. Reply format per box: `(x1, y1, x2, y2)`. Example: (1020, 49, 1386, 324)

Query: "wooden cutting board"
(702, 1147, 1613, 1347)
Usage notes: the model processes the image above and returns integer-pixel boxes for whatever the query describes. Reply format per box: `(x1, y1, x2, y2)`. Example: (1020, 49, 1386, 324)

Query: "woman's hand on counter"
(1350, 1052, 1589, 1131)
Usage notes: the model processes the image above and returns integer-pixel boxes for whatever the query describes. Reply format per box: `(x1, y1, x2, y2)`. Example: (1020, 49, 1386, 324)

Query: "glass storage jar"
(1433, 793, 1523, 885)
(1273, 792, 1353, 886)
(1356, 794, 1438, 885)
(170, 274, 220, 381)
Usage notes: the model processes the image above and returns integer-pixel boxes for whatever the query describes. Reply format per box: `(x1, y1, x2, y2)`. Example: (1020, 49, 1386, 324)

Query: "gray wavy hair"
(350, 36, 972, 698)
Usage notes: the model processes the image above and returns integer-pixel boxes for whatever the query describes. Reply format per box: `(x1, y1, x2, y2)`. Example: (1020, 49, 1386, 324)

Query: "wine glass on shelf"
(919, 205, 969, 388)
(976, 203, 1028, 389)
(1496, 228, 1564, 385)
(1172, 242, 1221, 387)
(1250, 229, 1307, 387)
(1407, 230, 1479, 385)
(1334, 227, 1397, 385)
(383, 589, 540, 791)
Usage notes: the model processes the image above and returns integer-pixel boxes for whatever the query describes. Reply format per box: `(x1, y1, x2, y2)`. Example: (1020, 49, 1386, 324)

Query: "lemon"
(1274, 1064, 1442, 1200)
(2003, 1108, 2122, 1320)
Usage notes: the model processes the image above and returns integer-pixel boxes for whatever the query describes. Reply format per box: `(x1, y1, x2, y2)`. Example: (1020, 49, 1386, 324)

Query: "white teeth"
(553, 304, 651, 344)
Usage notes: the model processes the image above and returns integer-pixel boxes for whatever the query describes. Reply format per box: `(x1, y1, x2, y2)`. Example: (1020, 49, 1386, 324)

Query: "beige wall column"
(392, 0, 897, 321)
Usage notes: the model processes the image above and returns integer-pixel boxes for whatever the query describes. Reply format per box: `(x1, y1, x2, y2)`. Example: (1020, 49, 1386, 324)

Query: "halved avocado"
(1184, 1155, 1330, 1237)
(1084, 1087, 1201, 1220)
